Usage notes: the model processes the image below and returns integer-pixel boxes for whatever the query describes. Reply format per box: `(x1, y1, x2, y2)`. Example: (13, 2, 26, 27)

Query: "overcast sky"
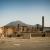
(0, 0, 50, 27)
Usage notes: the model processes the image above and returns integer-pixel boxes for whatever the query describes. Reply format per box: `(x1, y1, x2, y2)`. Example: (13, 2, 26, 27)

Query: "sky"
(0, 0, 50, 27)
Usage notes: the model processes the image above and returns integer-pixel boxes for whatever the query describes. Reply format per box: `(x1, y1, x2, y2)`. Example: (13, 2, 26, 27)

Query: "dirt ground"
(0, 37, 50, 50)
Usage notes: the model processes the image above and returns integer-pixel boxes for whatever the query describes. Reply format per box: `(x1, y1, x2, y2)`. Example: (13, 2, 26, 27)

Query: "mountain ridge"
(3, 20, 42, 28)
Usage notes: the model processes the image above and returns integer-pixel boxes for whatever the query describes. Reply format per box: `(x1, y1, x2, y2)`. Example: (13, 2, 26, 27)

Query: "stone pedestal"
(23, 33, 30, 39)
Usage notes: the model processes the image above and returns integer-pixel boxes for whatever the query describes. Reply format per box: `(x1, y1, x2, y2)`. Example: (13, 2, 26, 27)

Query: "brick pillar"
(42, 16, 44, 32)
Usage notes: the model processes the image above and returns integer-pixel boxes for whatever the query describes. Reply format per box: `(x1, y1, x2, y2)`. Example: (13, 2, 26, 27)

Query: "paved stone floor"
(0, 37, 50, 50)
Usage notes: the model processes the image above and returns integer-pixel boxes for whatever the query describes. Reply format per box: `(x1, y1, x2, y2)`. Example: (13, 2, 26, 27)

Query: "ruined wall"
(0, 27, 4, 38)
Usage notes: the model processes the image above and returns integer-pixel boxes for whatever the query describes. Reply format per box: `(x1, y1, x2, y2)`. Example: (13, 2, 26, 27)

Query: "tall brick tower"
(42, 16, 44, 32)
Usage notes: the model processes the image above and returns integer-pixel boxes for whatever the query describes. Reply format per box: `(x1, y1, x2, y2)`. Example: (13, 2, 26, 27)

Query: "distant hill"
(4, 21, 32, 27)
(4, 20, 42, 28)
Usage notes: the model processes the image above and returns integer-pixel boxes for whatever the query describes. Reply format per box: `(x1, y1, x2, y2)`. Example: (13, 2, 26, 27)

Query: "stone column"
(42, 16, 44, 32)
